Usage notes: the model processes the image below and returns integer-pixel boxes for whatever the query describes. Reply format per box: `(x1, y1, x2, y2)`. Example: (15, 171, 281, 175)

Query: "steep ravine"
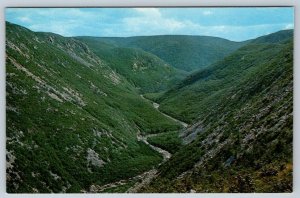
(127, 96, 188, 192)
(87, 132, 170, 193)
(127, 95, 188, 192)
(87, 96, 187, 193)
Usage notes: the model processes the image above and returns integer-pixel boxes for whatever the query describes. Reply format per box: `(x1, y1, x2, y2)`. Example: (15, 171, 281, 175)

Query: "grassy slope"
(6, 22, 181, 193)
(141, 35, 293, 192)
(147, 131, 182, 154)
(81, 35, 247, 72)
(157, 30, 293, 123)
(76, 37, 187, 93)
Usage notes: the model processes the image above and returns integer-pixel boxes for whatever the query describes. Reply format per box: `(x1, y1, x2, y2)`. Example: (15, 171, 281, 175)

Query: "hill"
(6, 22, 181, 193)
(77, 35, 247, 72)
(76, 37, 187, 93)
(156, 29, 293, 123)
(6, 21, 293, 193)
(140, 30, 293, 192)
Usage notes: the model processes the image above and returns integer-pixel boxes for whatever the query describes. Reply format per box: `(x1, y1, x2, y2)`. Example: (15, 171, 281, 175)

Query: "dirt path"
(137, 131, 171, 162)
(140, 95, 188, 128)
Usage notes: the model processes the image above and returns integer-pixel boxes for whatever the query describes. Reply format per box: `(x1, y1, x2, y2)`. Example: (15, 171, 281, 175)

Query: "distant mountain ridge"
(77, 35, 248, 72)
(251, 29, 294, 44)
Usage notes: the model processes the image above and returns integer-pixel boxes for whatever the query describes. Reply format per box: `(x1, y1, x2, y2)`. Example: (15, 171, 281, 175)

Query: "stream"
(126, 95, 188, 192)
(140, 95, 188, 128)
(88, 95, 188, 193)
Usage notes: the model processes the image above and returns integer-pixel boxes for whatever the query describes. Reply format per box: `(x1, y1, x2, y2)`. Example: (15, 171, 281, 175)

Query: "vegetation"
(157, 30, 293, 123)
(77, 37, 187, 93)
(77, 35, 248, 72)
(6, 22, 180, 193)
(147, 131, 182, 154)
(142, 91, 166, 102)
(141, 34, 293, 193)
(6, 21, 293, 193)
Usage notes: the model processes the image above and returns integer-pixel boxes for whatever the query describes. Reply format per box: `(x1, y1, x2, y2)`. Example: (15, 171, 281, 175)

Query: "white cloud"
(35, 8, 96, 19)
(202, 11, 213, 16)
(122, 9, 230, 37)
(18, 16, 31, 23)
(6, 8, 293, 41)
(284, 23, 294, 29)
(119, 9, 290, 42)
(15, 8, 104, 37)
(134, 8, 162, 18)
(28, 21, 78, 36)
(122, 9, 185, 35)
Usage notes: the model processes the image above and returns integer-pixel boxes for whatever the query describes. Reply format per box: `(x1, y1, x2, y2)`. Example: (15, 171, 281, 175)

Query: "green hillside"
(6, 21, 293, 193)
(6, 22, 181, 193)
(78, 35, 247, 72)
(76, 37, 187, 93)
(251, 29, 293, 44)
(157, 29, 293, 123)
(141, 32, 293, 193)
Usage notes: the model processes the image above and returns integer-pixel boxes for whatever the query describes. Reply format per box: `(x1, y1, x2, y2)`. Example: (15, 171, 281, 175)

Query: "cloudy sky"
(6, 7, 294, 41)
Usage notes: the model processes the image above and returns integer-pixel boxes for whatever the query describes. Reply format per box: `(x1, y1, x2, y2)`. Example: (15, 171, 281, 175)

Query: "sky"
(5, 7, 294, 41)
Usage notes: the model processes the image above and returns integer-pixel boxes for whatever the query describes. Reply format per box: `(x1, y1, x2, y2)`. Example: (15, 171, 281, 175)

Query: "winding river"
(88, 95, 188, 193)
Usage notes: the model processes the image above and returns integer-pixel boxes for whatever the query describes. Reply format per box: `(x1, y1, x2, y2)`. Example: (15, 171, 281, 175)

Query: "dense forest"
(6, 21, 293, 193)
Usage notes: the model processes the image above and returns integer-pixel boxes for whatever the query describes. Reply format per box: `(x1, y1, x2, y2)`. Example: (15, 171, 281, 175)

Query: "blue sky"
(5, 7, 294, 41)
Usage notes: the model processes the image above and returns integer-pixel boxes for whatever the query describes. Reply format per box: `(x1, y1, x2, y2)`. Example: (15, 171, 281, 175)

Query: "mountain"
(6, 22, 181, 193)
(140, 30, 293, 192)
(156, 29, 293, 123)
(77, 35, 248, 72)
(251, 29, 294, 44)
(76, 37, 187, 93)
(6, 21, 293, 193)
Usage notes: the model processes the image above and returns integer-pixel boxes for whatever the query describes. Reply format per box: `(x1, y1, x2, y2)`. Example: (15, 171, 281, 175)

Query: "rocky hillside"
(6, 22, 181, 193)
(140, 32, 293, 192)
(76, 37, 187, 93)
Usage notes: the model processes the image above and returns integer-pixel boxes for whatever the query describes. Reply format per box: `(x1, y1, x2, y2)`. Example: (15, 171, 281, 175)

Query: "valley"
(140, 94, 188, 128)
(82, 95, 185, 193)
(6, 21, 293, 193)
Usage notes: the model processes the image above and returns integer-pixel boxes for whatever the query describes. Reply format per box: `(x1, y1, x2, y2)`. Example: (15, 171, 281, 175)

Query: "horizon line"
(6, 20, 294, 43)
